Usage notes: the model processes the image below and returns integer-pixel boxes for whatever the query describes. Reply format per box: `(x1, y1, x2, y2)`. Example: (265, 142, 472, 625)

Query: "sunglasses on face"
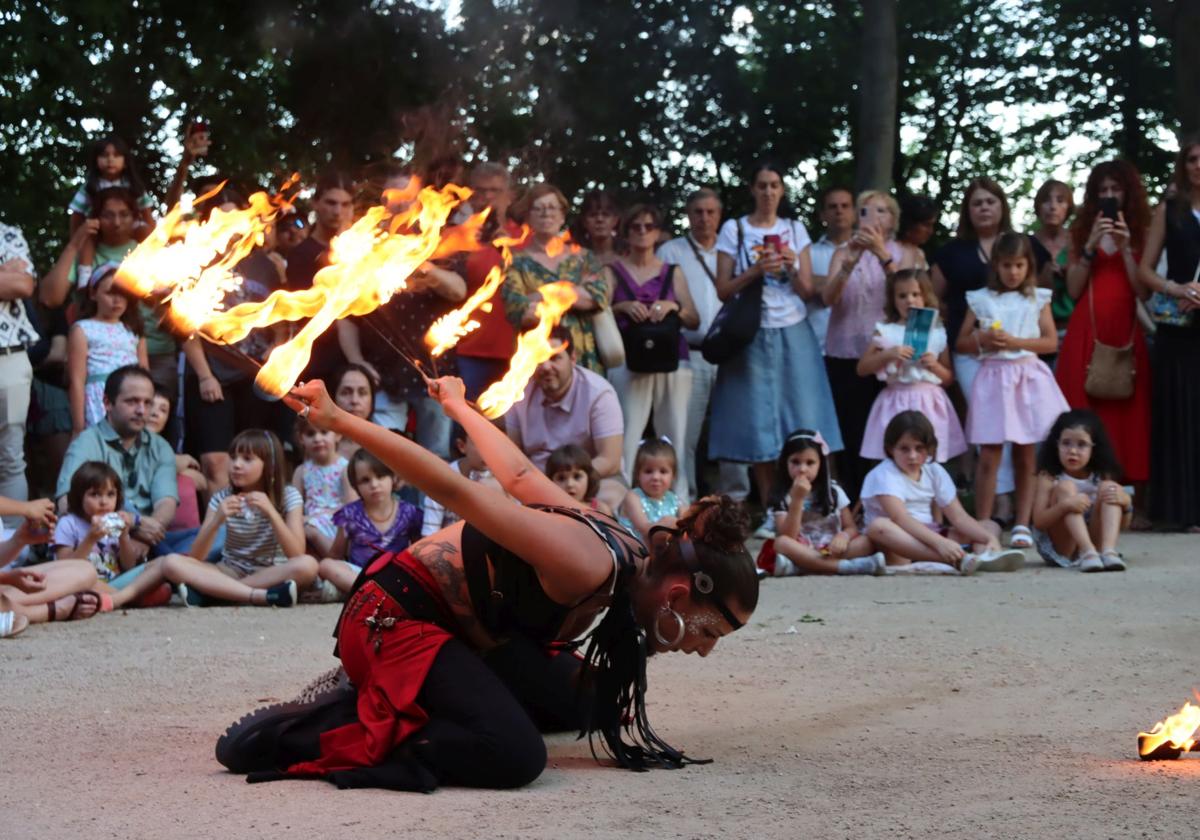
(628, 222, 658, 234)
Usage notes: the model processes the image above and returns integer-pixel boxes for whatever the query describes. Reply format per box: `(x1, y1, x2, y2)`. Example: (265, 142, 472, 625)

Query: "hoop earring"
(653, 607, 686, 648)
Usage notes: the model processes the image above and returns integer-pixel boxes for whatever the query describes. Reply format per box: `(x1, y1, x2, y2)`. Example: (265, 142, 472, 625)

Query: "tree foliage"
(0, 0, 1190, 268)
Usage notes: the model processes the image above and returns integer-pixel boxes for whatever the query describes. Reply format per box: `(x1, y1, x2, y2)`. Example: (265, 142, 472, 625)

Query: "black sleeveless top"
(460, 505, 648, 645)
(1165, 198, 1200, 288)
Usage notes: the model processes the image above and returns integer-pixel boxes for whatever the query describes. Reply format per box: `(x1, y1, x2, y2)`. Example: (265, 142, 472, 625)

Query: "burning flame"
(116, 177, 488, 398)
(544, 230, 581, 258)
(116, 177, 299, 335)
(425, 225, 532, 358)
(476, 280, 577, 418)
(1139, 694, 1200, 756)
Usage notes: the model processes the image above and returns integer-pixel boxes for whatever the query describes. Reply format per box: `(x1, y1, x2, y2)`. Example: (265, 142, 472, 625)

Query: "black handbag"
(612, 263, 681, 373)
(701, 219, 762, 364)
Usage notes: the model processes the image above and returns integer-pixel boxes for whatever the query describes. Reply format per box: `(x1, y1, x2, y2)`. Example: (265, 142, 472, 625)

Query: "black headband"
(651, 526, 744, 631)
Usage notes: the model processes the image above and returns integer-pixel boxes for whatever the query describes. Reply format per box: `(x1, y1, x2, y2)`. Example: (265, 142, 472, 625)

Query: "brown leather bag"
(1084, 280, 1137, 401)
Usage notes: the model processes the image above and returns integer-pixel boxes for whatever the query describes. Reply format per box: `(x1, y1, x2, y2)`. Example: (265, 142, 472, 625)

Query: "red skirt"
(286, 551, 455, 778)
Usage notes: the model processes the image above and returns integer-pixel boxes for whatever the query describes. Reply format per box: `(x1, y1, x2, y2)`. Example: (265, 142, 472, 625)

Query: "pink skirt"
(861, 381, 967, 462)
(966, 356, 1069, 445)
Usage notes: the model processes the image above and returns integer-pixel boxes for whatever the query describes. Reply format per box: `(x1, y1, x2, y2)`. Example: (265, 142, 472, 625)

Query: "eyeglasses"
(530, 203, 563, 216)
(628, 222, 658, 234)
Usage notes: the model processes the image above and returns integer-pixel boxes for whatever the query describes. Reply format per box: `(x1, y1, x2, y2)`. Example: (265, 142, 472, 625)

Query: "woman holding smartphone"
(1055, 160, 1151, 499)
(823, 190, 920, 499)
(710, 160, 842, 536)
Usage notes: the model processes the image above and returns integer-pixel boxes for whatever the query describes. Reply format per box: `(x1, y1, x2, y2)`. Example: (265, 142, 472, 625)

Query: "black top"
(1165, 198, 1200, 286)
(283, 235, 345, 380)
(460, 505, 646, 645)
(933, 238, 991, 346)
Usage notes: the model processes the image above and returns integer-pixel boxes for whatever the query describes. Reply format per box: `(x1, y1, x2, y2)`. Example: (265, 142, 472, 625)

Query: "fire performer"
(216, 375, 759, 791)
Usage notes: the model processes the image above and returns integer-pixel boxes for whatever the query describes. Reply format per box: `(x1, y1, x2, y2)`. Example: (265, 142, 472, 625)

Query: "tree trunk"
(1173, 0, 1200, 137)
(1119, 7, 1144, 166)
(855, 0, 899, 192)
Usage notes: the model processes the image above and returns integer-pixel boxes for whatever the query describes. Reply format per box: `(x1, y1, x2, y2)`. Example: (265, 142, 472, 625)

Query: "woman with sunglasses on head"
(605, 204, 700, 503)
(217, 374, 758, 792)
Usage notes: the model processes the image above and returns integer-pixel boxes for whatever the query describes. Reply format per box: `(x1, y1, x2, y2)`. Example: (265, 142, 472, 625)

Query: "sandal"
(0, 610, 28, 638)
(47, 590, 113, 622)
(1009, 525, 1034, 549)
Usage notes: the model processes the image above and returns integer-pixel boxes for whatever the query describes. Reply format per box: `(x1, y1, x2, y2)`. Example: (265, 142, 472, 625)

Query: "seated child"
(862, 411, 1026, 575)
(618, 438, 681, 539)
(159, 430, 316, 607)
(292, 415, 354, 557)
(53, 461, 172, 608)
(759, 429, 882, 576)
(545, 444, 613, 515)
(318, 448, 424, 594)
(1032, 409, 1130, 572)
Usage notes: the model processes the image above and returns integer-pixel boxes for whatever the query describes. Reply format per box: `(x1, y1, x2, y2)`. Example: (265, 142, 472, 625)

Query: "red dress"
(1054, 250, 1151, 481)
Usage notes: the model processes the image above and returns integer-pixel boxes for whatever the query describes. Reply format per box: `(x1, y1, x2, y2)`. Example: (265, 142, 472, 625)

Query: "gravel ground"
(4, 532, 1200, 839)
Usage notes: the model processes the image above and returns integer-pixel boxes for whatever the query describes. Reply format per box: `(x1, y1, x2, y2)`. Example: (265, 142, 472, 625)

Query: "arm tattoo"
(411, 539, 485, 640)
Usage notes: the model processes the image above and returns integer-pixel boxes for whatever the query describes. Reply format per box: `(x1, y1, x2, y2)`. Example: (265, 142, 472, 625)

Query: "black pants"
(280, 637, 582, 791)
(824, 356, 883, 500)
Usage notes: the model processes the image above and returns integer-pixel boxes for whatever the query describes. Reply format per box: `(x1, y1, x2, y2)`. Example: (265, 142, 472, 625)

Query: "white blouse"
(964, 287, 1052, 360)
(871, 321, 947, 385)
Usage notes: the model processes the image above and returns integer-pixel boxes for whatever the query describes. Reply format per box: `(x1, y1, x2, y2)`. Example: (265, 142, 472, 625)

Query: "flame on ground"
(1138, 694, 1200, 756)
(476, 280, 577, 418)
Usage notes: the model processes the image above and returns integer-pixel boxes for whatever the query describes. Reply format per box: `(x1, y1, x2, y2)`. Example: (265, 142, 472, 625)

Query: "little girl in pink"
(857, 268, 965, 463)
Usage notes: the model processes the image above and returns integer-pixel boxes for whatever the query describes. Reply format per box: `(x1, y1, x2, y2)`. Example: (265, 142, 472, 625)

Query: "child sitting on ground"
(159, 429, 316, 607)
(317, 448, 424, 594)
(618, 438, 682, 539)
(1032, 409, 1130, 572)
(292, 415, 354, 557)
(545, 444, 613, 515)
(758, 429, 882, 576)
(862, 411, 1026, 575)
(53, 462, 172, 608)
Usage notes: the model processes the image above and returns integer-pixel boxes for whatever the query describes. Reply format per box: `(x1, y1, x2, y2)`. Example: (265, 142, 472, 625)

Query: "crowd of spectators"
(2, 125, 1200, 633)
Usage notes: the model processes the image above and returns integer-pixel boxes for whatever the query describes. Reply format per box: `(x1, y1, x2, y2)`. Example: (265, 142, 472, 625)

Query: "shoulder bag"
(1084, 280, 1137, 401)
(700, 219, 762, 365)
(612, 263, 681, 373)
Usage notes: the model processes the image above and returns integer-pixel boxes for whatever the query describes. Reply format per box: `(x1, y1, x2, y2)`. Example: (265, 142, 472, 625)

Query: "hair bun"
(680, 495, 750, 552)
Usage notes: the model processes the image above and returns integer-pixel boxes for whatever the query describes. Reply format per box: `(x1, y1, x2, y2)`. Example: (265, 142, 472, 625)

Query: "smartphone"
(859, 207, 869, 219)
(1099, 196, 1119, 220)
(762, 234, 782, 253)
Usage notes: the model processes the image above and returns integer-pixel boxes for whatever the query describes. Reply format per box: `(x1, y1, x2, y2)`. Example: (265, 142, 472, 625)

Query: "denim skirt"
(708, 319, 844, 463)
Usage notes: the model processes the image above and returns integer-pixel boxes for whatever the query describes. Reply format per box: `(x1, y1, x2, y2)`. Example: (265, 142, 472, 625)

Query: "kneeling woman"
(218, 376, 758, 791)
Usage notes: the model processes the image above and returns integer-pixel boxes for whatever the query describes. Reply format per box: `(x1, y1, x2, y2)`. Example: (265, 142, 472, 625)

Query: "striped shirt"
(209, 485, 303, 574)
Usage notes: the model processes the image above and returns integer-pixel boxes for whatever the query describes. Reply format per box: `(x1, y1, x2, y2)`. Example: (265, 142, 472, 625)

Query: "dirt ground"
(4, 532, 1200, 839)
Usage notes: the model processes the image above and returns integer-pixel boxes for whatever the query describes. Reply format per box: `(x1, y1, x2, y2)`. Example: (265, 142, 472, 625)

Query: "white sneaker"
(958, 554, 980, 575)
(1100, 550, 1126, 572)
(1079, 551, 1104, 573)
(975, 548, 1025, 573)
(754, 514, 775, 539)
(773, 555, 797, 577)
(837, 553, 886, 576)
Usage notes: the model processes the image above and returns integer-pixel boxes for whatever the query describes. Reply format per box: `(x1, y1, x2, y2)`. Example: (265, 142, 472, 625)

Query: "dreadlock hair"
(579, 495, 758, 770)
(772, 429, 835, 517)
(1036, 409, 1123, 480)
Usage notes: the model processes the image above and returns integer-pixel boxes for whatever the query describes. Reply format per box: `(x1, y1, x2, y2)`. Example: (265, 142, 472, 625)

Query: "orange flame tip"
(475, 281, 577, 419)
(1138, 695, 1200, 756)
